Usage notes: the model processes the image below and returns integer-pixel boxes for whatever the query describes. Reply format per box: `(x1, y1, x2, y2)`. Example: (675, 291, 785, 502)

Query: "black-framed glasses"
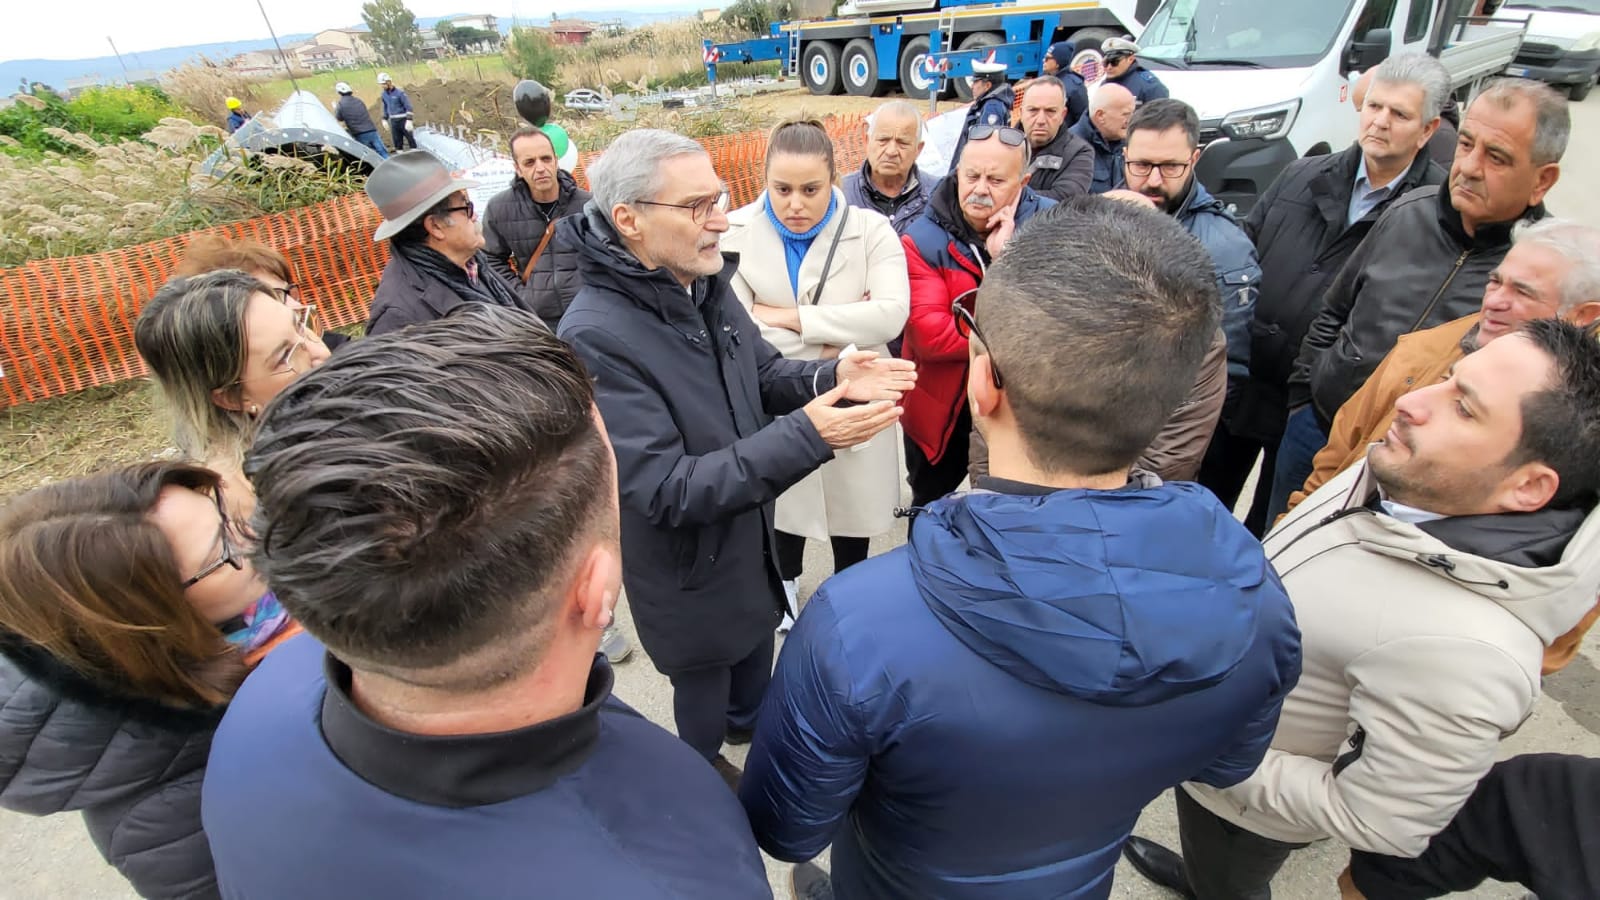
(182, 488, 245, 589)
(439, 200, 476, 219)
(1125, 160, 1192, 179)
(951, 297, 1003, 389)
(264, 282, 299, 305)
(636, 189, 732, 224)
(966, 124, 1027, 148)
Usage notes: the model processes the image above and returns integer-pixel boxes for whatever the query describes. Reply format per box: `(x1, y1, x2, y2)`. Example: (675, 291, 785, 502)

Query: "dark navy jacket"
(1070, 115, 1123, 194)
(560, 207, 837, 672)
(203, 635, 773, 899)
(1108, 64, 1170, 106)
(740, 476, 1301, 900)
(1176, 179, 1261, 379)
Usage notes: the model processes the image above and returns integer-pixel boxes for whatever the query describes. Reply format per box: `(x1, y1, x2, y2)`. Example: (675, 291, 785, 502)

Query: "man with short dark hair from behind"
(741, 197, 1302, 900)
(201, 305, 773, 899)
(1126, 317, 1600, 899)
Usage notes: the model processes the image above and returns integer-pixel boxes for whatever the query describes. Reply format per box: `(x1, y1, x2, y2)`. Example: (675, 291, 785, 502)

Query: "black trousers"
(774, 530, 871, 581)
(905, 406, 972, 508)
(1175, 785, 1306, 900)
(389, 119, 417, 150)
(666, 633, 775, 761)
(1350, 753, 1600, 900)
(1197, 421, 1276, 538)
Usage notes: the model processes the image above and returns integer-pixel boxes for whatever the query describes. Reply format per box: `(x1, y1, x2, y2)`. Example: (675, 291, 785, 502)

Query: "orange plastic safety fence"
(0, 113, 871, 408)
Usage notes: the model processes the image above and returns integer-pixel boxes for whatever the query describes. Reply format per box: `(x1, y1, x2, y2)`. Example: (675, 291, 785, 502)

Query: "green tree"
(433, 19, 457, 50)
(503, 27, 563, 88)
(361, 0, 422, 62)
(445, 26, 499, 53)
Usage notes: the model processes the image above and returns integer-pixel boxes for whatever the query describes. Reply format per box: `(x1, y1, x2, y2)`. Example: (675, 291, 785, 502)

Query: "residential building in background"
(548, 19, 597, 45)
(315, 28, 379, 63)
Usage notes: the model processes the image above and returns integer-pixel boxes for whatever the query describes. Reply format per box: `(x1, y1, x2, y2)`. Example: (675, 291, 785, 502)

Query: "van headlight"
(1220, 100, 1301, 141)
(1573, 31, 1600, 53)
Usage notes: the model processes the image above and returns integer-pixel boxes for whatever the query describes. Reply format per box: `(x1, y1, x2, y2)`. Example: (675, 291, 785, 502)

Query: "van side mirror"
(1343, 27, 1393, 75)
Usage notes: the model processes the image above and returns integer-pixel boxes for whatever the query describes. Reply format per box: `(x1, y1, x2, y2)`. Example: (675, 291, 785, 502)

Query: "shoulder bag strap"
(808, 204, 850, 305)
(520, 219, 560, 283)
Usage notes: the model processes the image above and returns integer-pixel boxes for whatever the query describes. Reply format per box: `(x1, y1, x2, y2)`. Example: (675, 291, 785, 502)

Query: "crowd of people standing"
(2, 43, 1599, 900)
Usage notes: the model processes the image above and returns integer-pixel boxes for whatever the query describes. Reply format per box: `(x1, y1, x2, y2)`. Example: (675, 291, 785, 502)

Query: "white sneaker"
(778, 579, 799, 633)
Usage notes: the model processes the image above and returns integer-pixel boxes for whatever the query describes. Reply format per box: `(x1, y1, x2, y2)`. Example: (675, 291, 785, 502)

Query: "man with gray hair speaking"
(558, 129, 916, 778)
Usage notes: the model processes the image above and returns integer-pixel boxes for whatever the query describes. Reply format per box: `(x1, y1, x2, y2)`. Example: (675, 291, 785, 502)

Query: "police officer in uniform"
(1102, 37, 1169, 107)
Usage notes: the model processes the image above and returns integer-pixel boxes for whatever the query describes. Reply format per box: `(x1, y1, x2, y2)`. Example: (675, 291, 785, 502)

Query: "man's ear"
(570, 541, 622, 632)
(1019, 171, 1033, 187)
(1565, 302, 1600, 328)
(611, 204, 643, 242)
(968, 355, 1004, 419)
(1417, 116, 1442, 150)
(1494, 462, 1559, 514)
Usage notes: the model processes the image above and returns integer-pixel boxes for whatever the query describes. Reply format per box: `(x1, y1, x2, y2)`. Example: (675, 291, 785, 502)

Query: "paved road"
(6, 96, 1600, 900)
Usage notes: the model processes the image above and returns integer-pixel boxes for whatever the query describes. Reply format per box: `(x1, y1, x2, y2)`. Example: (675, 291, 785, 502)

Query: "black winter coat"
(480, 169, 592, 330)
(1231, 144, 1444, 442)
(1290, 181, 1546, 424)
(0, 635, 223, 899)
(1026, 123, 1095, 201)
(365, 246, 534, 336)
(558, 210, 839, 673)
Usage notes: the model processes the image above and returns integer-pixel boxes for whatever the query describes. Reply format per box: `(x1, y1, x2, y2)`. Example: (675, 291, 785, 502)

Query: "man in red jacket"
(899, 127, 1054, 506)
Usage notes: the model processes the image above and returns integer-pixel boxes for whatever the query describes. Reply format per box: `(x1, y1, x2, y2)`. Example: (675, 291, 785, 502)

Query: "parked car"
(564, 89, 607, 112)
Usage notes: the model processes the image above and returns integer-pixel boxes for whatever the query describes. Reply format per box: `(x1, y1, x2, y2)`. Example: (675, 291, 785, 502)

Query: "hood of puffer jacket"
(0, 632, 222, 815)
(1288, 462, 1600, 645)
(909, 476, 1286, 705)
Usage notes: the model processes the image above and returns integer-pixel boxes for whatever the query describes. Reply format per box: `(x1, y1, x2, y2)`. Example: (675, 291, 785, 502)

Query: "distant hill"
(4, 8, 699, 91)
(2, 36, 315, 92)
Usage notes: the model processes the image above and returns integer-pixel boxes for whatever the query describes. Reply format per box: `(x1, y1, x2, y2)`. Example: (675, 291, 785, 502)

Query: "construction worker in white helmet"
(378, 72, 417, 150)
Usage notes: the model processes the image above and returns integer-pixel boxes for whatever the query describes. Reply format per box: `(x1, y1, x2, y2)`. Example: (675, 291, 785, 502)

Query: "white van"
(1490, 0, 1600, 99)
(1136, 0, 1525, 212)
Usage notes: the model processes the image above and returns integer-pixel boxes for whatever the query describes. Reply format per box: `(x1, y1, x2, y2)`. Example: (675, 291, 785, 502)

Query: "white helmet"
(335, 81, 352, 95)
(377, 72, 392, 84)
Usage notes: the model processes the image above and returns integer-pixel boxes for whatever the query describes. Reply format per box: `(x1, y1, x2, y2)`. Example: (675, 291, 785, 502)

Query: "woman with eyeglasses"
(364, 150, 536, 337)
(0, 462, 299, 899)
(721, 118, 910, 627)
(136, 269, 332, 522)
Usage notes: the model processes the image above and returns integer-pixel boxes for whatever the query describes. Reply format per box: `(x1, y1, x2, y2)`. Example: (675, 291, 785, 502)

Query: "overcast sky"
(2, 0, 694, 62)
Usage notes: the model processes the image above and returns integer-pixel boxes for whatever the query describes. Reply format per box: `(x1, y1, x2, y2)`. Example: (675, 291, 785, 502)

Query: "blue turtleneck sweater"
(764, 193, 837, 298)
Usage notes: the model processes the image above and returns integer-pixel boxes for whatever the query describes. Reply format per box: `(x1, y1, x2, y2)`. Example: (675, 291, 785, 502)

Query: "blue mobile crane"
(702, 0, 1156, 100)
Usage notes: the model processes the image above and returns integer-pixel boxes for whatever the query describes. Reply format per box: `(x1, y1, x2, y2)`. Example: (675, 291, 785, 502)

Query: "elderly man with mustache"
(1270, 77, 1568, 523)
(898, 125, 1053, 507)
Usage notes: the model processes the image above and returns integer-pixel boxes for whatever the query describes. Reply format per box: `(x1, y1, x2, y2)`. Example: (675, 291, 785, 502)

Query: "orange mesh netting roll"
(1, 113, 870, 408)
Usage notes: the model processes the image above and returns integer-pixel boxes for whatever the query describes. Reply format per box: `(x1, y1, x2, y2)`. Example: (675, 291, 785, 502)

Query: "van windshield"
(1140, 0, 1362, 69)
(1503, 0, 1600, 12)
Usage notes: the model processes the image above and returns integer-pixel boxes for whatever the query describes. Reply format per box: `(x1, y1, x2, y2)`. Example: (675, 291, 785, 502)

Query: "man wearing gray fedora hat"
(364, 150, 539, 337)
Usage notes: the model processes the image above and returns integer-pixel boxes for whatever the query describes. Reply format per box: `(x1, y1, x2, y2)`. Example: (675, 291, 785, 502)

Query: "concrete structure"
(447, 14, 499, 33)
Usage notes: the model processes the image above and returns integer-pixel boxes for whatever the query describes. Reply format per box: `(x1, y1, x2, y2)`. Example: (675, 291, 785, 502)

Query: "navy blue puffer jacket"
(740, 477, 1301, 899)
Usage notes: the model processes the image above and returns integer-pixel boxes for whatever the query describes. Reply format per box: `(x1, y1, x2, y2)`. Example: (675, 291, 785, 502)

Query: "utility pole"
(106, 36, 131, 84)
(255, 0, 301, 95)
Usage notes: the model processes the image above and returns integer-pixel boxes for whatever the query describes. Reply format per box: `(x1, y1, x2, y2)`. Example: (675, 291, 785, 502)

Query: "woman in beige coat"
(723, 119, 911, 624)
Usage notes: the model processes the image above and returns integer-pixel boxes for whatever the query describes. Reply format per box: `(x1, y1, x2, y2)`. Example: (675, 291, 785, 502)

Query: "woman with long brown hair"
(0, 462, 297, 899)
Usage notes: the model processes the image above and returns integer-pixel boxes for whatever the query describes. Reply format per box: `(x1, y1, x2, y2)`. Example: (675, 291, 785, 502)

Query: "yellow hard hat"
(226, 97, 242, 109)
